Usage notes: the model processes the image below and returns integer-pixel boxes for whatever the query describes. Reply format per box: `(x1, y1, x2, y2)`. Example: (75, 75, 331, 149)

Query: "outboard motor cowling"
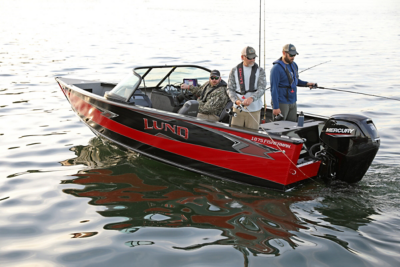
(319, 114, 380, 183)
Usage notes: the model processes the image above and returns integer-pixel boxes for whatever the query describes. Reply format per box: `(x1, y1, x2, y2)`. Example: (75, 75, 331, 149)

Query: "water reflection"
(60, 137, 378, 258)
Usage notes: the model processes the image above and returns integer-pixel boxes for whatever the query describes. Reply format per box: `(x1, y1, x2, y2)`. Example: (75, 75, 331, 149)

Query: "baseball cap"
(210, 70, 220, 77)
(241, 46, 258, 59)
(283, 44, 299, 56)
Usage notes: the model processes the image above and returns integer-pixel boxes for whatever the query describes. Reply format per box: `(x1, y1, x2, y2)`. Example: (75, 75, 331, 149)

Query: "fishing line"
(235, 104, 320, 184)
(258, 0, 261, 67)
(298, 60, 331, 74)
(251, 0, 320, 185)
(310, 86, 400, 101)
(262, 0, 267, 122)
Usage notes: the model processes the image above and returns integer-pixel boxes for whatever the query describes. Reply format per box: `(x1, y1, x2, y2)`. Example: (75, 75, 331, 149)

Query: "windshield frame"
(108, 65, 212, 102)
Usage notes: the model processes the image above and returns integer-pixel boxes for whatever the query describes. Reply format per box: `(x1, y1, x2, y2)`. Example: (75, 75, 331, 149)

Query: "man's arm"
(270, 65, 280, 110)
(226, 68, 239, 104)
(295, 62, 309, 87)
(181, 83, 203, 95)
(251, 68, 267, 101)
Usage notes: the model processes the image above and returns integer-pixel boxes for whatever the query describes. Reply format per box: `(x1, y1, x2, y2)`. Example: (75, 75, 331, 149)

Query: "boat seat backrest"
(177, 100, 198, 117)
(151, 90, 181, 113)
(129, 91, 152, 108)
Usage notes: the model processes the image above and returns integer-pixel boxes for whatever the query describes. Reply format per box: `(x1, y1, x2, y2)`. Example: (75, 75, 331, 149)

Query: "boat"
(55, 64, 380, 190)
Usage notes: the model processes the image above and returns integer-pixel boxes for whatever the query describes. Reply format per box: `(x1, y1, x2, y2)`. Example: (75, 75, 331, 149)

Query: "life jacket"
(274, 59, 299, 101)
(233, 63, 263, 112)
(199, 80, 227, 103)
(235, 62, 259, 95)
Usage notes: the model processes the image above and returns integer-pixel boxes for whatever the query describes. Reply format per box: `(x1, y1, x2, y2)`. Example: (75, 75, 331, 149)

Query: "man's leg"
(197, 113, 219, 122)
(244, 110, 261, 130)
(279, 103, 290, 120)
(231, 107, 246, 127)
(286, 103, 297, 122)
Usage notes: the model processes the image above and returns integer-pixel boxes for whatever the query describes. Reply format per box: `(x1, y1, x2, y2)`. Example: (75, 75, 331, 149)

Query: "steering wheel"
(178, 82, 189, 97)
(162, 84, 179, 93)
(173, 82, 183, 93)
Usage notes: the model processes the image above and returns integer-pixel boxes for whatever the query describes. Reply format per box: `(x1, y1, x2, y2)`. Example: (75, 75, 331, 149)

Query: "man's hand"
(273, 108, 281, 116)
(307, 82, 316, 89)
(242, 97, 253, 106)
(181, 84, 190, 90)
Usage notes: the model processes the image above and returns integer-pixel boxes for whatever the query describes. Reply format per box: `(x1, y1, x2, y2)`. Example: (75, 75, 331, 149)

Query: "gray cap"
(283, 44, 299, 56)
(210, 70, 220, 77)
(241, 46, 258, 59)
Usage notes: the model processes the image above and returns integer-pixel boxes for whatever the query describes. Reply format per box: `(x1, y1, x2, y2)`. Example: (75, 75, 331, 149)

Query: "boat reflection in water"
(60, 137, 377, 257)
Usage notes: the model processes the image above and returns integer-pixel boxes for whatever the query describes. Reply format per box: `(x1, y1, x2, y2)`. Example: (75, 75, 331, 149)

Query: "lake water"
(1, 0, 400, 266)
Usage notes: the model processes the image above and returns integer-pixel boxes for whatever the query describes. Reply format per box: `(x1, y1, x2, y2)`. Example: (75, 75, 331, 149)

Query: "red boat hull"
(59, 81, 320, 190)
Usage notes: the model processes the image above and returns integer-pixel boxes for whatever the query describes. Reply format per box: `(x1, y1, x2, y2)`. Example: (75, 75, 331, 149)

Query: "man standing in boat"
(270, 44, 316, 122)
(226, 46, 267, 130)
(180, 70, 229, 122)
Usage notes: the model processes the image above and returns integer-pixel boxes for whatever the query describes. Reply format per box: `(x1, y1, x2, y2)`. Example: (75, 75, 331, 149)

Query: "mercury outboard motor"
(319, 114, 380, 183)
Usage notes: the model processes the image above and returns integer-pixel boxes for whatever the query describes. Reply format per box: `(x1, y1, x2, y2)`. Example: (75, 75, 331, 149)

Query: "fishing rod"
(264, 60, 331, 91)
(261, 0, 267, 122)
(310, 85, 400, 102)
(298, 60, 331, 74)
(259, 0, 261, 67)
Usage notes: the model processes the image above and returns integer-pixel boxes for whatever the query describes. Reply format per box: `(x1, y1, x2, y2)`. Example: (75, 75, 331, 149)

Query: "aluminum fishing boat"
(56, 64, 380, 190)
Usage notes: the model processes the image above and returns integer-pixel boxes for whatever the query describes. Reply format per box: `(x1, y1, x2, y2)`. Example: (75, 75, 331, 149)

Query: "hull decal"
(63, 88, 319, 185)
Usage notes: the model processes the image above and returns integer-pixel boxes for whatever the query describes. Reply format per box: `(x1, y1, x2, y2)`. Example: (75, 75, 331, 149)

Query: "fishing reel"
(274, 113, 284, 121)
(226, 108, 237, 117)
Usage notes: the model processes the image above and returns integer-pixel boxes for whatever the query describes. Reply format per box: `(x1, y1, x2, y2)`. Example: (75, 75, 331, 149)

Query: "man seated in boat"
(180, 70, 229, 122)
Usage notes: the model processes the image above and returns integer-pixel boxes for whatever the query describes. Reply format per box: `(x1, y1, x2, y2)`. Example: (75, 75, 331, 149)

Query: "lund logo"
(326, 128, 355, 134)
(143, 119, 189, 139)
(239, 68, 244, 85)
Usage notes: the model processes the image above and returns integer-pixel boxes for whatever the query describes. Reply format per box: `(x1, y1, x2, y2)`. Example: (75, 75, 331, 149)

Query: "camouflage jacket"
(189, 80, 229, 116)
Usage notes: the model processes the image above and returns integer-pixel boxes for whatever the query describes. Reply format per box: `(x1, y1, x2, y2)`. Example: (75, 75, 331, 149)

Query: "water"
(1, 0, 400, 266)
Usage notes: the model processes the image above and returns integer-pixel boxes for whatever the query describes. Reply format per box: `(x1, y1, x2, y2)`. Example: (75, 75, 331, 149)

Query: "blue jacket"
(270, 58, 307, 109)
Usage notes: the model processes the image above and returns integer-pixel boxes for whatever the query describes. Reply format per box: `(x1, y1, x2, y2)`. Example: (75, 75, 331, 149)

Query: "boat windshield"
(107, 65, 210, 102)
(136, 66, 210, 89)
(108, 74, 141, 100)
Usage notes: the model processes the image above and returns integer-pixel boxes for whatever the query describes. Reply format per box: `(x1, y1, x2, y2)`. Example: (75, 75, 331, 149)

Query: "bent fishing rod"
(308, 84, 400, 102)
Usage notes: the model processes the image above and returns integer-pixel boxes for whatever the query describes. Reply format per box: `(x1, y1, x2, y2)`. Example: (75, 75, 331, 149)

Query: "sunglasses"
(210, 76, 220, 80)
(245, 56, 256, 60)
(287, 53, 296, 57)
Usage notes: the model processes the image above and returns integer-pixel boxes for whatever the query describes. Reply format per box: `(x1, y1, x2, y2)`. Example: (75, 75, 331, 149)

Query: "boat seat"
(129, 93, 152, 108)
(151, 89, 182, 113)
(177, 100, 198, 117)
(125, 89, 152, 107)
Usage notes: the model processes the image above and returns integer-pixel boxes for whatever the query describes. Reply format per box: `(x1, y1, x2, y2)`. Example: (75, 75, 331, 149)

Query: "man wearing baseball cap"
(181, 69, 229, 122)
(226, 46, 267, 130)
(270, 44, 316, 122)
